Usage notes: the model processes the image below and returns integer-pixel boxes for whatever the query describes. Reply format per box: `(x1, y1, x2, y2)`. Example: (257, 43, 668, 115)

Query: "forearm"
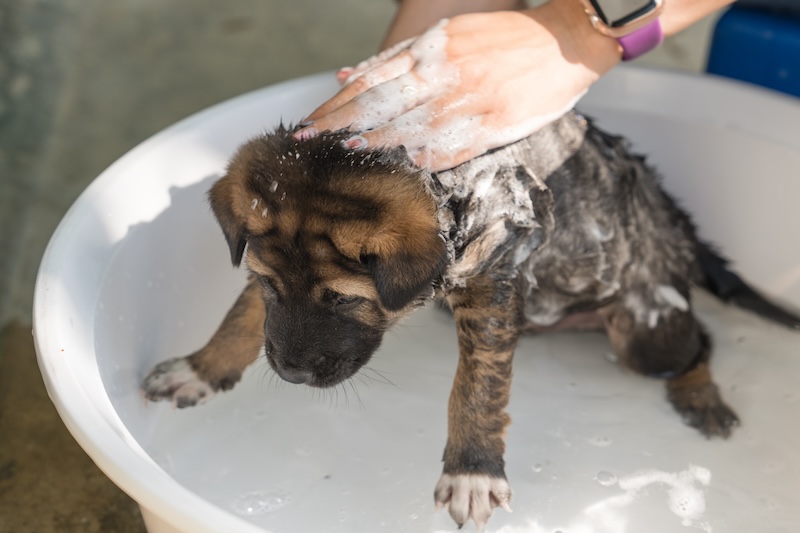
(660, 0, 735, 35)
(383, 0, 736, 57)
(381, 0, 527, 49)
(302, 0, 738, 171)
(515, 0, 736, 84)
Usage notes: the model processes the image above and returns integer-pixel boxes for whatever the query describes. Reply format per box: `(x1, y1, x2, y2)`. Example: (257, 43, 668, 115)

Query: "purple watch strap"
(618, 19, 664, 61)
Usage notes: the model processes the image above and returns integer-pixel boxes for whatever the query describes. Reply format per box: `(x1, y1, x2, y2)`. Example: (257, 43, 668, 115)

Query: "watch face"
(589, 0, 657, 27)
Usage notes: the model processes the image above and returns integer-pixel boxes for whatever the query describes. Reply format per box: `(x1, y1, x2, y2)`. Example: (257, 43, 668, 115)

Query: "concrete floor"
(0, 1, 723, 531)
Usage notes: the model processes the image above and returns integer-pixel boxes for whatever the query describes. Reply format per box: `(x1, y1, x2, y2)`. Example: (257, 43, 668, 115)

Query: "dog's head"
(209, 127, 447, 387)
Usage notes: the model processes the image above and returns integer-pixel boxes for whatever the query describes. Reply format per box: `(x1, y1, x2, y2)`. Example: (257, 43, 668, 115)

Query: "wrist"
(525, 0, 622, 81)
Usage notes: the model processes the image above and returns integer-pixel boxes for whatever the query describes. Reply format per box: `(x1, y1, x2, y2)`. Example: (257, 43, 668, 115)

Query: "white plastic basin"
(34, 68, 800, 533)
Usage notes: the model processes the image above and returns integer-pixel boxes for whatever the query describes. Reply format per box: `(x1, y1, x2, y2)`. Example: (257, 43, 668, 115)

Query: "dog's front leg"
(436, 275, 522, 530)
(141, 276, 266, 407)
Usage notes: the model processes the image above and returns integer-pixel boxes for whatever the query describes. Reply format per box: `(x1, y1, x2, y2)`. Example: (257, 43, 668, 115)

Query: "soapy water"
(592, 465, 713, 531)
(131, 295, 799, 532)
(492, 465, 714, 533)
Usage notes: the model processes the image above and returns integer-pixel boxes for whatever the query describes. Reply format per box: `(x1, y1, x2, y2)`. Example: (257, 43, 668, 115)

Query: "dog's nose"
(274, 362, 312, 385)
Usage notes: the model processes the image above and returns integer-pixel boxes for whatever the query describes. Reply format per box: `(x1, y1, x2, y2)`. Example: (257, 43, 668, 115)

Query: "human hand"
(295, 1, 621, 171)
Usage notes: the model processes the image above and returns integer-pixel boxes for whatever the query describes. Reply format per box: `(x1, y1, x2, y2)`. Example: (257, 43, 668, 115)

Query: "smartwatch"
(581, 0, 665, 61)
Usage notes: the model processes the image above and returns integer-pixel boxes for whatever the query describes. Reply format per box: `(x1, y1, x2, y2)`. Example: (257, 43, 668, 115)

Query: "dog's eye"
(335, 295, 362, 308)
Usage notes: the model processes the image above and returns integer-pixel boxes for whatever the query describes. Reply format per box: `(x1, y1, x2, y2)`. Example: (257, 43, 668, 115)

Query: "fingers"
(304, 47, 416, 123)
(350, 36, 416, 77)
(306, 74, 436, 140)
(335, 67, 354, 85)
(300, 21, 450, 128)
(340, 97, 484, 171)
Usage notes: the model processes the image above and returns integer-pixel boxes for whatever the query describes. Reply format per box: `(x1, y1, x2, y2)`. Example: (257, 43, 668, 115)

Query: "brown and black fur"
(142, 113, 800, 530)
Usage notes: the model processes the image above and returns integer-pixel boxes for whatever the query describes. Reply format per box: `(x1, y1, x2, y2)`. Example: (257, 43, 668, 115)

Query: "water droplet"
(295, 446, 311, 457)
(604, 351, 618, 363)
(270, 180, 278, 192)
(532, 463, 543, 473)
(595, 471, 617, 486)
(409, 513, 419, 520)
(589, 435, 613, 447)
(231, 490, 290, 516)
(758, 496, 779, 510)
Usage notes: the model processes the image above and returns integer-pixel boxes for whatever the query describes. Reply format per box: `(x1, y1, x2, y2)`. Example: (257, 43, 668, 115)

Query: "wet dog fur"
(142, 112, 800, 530)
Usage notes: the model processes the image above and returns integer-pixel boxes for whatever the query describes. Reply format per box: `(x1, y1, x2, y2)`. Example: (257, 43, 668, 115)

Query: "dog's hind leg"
(435, 275, 522, 530)
(141, 276, 266, 407)
(602, 288, 739, 438)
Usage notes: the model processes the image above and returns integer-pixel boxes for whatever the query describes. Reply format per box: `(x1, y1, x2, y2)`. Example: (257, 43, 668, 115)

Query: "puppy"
(142, 112, 800, 529)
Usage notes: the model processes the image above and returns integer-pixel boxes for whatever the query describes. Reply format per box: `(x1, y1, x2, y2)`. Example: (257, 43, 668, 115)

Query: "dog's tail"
(698, 243, 800, 330)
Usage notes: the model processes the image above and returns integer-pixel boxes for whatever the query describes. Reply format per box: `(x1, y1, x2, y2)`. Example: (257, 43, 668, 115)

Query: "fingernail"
(293, 127, 318, 141)
(299, 119, 314, 127)
(342, 134, 367, 150)
(336, 67, 354, 83)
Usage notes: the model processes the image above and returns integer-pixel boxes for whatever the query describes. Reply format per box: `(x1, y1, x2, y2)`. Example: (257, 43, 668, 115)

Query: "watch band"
(581, 0, 665, 62)
(618, 19, 664, 61)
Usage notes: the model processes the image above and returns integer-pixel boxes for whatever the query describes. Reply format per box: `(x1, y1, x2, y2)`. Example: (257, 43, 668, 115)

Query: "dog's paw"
(434, 473, 512, 530)
(668, 383, 740, 438)
(141, 357, 215, 408)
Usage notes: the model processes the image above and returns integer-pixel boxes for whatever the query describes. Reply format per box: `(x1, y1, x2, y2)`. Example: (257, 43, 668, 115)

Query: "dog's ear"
(208, 175, 247, 267)
(363, 226, 448, 311)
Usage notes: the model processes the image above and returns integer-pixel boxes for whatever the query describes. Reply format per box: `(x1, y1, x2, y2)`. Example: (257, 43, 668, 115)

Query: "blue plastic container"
(707, 5, 800, 97)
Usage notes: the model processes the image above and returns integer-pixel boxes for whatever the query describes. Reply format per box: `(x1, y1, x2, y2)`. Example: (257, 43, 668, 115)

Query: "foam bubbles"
(588, 435, 613, 447)
(595, 471, 617, 487)
(618, 464, 711, 528)
(230, 490, 290, 516)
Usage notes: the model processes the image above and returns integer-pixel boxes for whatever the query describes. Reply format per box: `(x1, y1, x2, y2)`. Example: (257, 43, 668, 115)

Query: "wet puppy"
(142, 112, 800, 530)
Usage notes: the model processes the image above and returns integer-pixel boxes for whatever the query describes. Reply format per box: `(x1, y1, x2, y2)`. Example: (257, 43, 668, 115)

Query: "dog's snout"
(273, 360, 312, 385)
